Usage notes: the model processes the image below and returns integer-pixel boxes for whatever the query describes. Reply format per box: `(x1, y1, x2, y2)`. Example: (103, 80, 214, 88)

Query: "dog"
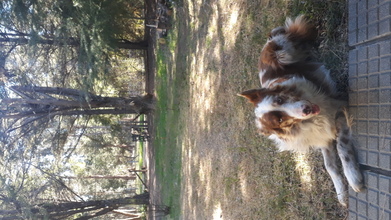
(239, 15, 365, 206)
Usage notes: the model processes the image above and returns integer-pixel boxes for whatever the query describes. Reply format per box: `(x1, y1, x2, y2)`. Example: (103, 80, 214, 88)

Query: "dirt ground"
(148, 0, 349, 219)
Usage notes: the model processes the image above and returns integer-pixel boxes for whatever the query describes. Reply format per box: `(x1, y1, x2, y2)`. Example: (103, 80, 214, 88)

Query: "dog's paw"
(345, 166, 366, 193)
(337, 191, 348, 207)
(351, 181, 366, 193)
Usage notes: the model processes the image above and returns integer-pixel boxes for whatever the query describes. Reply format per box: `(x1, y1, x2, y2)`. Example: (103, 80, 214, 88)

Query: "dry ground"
(152, 0, 349, 219)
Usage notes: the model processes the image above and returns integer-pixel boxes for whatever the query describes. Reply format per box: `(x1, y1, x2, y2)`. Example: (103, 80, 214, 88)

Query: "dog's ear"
(238, 89, 265, 105)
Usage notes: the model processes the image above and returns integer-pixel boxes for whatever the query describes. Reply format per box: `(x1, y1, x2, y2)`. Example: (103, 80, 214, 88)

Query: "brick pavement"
(348, 0, 391, 219)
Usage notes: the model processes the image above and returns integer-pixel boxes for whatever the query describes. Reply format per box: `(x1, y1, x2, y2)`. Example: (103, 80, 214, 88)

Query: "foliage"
(0, 0, 149, 219)
(0, 0, 145, 90)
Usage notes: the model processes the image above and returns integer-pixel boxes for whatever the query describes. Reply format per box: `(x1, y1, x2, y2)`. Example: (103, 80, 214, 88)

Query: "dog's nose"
(303, 105, 312, 115)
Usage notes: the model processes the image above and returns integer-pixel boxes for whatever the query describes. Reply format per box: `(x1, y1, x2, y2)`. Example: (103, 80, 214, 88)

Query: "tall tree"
(0, 32, 148, 49)
(1, 86, 154, 132)
(0, 193, 149, 219)
(0, 0, 147, 87)
(0, 1, 151, 218)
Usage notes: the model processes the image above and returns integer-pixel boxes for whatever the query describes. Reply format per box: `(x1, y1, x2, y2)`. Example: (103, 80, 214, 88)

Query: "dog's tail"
(259, 15, 317, 70)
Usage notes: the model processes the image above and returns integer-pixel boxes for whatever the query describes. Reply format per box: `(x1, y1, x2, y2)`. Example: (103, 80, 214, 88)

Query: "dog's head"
(239, 85, 320, 136)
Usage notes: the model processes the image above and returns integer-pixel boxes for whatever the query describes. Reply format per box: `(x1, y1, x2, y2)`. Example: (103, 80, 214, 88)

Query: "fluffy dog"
(240, 15, 365, 206)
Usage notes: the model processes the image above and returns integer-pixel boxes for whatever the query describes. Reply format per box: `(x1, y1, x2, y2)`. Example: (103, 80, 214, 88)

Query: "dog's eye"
(275, 97, 284, 105)
(279, 118, 283, 123)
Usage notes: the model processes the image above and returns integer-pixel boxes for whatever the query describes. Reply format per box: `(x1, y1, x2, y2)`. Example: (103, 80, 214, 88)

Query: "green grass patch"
(153, 47, 183, 219)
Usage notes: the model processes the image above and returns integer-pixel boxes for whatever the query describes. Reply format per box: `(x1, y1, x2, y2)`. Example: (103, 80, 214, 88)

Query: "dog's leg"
(321, 147, 348, 206)
(335, 110, 365, 193)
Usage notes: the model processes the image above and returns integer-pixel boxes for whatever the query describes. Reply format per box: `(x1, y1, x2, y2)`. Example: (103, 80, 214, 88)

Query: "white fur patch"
(255, 96, 314, 120)
(258, 69, 267, 86)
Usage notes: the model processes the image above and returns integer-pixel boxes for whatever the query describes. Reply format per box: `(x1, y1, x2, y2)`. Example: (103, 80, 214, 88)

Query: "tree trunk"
(0, 36, 79, 47)
(2, 108, 140, 119)
(115, 40, 148, 50)
(61, 175, 137, 180)
(0, 193, 150, 219)
(0, 36, 148, 49)
(2, 86, 155, 120)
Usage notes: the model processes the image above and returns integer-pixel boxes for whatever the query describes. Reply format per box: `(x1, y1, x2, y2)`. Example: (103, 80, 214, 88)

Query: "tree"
(0, 1, 153, 218)
(0, 85, 153, 213)
(0, 193, 149, 219)
(0, 0, 147, 87)
(0, 32, 148, 50)
(60, 175, 137, 181)
(1, 86, 154, 132)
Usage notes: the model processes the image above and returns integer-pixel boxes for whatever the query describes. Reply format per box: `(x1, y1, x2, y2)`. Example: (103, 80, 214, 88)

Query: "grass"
(153, 0, 349, 219)
(137, 115, 145, 167)
(153, 47, 184, 218)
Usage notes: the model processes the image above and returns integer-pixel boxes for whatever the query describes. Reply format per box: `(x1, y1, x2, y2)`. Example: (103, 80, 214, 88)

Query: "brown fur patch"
(259, 41, 283, 70)
(239, 89, 269, 106)
(286, 17, 317, 43)
(260, 111, 301, 135)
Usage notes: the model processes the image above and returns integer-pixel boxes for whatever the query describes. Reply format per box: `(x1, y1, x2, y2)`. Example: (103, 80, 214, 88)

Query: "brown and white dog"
(240, 15, 365, 206)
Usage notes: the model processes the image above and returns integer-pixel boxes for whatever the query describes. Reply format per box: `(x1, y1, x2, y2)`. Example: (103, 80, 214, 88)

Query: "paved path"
(348, 0, 391, 219)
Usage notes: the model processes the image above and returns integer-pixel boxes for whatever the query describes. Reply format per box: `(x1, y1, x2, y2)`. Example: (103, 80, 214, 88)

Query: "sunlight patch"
(213, 203, 223, 219)
(189, 54, 216, 132)
(228, 9, 239, 30)
(198, 158, 212, 203)
(238, 170, 248, 198)
(219, 2, 242, 48)
(198, 159, 210, 183)
(294, 153, 313, 190)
